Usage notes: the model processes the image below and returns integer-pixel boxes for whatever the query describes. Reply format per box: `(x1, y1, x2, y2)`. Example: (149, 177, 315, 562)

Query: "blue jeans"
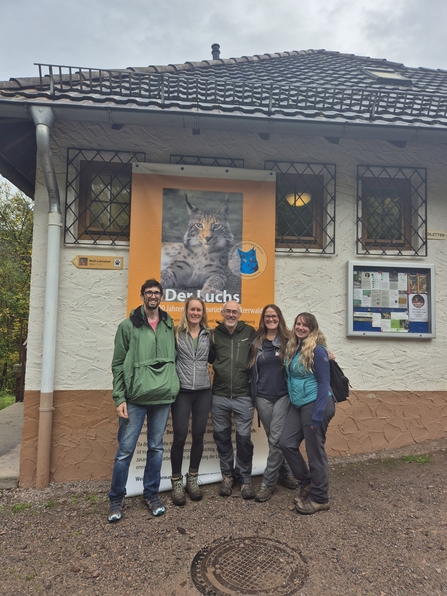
(109, 402, 171, 503)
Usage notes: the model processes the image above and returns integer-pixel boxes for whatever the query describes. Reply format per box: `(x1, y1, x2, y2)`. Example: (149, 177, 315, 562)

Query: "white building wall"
(25, 120, 447, 393)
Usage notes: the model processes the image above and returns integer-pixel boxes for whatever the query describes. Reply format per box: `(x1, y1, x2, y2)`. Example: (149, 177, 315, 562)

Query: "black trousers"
(170, 388, 212, 476)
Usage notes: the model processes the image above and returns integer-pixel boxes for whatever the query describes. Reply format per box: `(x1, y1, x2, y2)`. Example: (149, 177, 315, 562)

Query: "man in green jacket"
(108, 279, 179, 523)
(211, 300, 256, 499)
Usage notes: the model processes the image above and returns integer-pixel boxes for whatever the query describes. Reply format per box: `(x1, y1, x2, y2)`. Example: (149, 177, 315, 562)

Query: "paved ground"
(0, 401, 23, 489)
(1, 438, 446, 596)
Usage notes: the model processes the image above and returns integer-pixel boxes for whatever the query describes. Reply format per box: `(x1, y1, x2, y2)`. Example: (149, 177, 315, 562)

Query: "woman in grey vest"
(170, 297, 213, 506)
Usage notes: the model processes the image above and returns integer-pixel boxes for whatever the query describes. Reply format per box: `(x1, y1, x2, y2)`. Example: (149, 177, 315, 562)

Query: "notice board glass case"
(347, 261, 435, 338)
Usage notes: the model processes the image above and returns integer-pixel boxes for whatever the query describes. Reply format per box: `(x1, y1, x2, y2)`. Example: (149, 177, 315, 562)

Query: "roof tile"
(2, 49, 447, 127)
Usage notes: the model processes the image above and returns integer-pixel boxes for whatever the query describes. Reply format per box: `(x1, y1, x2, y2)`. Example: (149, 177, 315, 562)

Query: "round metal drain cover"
(191, 536, 308, 596)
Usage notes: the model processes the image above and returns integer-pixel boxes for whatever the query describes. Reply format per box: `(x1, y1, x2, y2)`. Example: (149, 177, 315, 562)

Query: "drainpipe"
(29, 105, 61, 490)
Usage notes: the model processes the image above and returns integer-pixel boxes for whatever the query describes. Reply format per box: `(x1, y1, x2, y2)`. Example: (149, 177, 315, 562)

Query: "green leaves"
(0, 180, 33, 393)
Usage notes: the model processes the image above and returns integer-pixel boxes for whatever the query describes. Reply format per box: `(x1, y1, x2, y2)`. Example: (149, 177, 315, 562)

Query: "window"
(78, 161, 131, 240)
(357, 166, 427, 256)
(363, 68, 413, 86)
(265, 161, 336, 253)
(64, 149, 145, 245)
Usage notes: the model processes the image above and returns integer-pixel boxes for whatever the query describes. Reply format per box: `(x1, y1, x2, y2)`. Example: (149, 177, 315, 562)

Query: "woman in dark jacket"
(170, 297, 212, 506)
(250, 304, 299, 502)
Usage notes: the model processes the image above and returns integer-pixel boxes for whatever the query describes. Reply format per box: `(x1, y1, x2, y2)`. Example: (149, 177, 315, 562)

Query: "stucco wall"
(20, 120, 447, 486)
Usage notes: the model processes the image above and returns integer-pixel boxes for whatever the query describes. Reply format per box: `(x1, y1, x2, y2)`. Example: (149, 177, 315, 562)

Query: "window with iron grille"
(65, 149, 145, 245)
(265, 161, 336, 253)
(357, 166, 427, 256)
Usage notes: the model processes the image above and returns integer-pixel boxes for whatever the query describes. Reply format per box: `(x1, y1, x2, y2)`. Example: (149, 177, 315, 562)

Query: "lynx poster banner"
(124, 163, 276, 496)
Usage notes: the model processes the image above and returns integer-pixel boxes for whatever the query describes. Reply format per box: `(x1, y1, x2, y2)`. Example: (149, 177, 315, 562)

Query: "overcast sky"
(1, 0, 447, 82)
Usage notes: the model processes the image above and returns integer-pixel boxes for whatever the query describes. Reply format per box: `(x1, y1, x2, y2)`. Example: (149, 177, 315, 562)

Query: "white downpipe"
(30, 106, 61, 490)
(40, 211, 62, 393)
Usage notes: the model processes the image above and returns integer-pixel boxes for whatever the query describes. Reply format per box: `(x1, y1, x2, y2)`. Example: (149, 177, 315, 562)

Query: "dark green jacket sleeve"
(111, 320, 131, 407)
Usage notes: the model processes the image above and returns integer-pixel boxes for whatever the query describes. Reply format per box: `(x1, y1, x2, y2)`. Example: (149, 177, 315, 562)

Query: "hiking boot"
(298, 482, 311, 501)
(107, 498, 124, 523)
(144, 494, 166, 517)
(255, 483, 275, 502)
(240, 483, 255, 500)
(219, 474, 234, 497)
(294, 496, 330, 515)
(185, 472, 202, 501)
(278, 473, 299, 490)
(171, 476, 186, 506)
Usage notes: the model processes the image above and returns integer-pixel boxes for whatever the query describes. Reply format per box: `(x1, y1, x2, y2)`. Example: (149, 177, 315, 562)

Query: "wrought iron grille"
(265, 161, 336, 253)
(357, 165, 427, 256)
(64, 149, 145, 245)
(170, 154, 244, 168)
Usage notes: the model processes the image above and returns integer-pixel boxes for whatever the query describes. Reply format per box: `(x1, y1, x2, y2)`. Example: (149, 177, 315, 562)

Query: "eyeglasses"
(264, 315, 278, 320)
(223, 309, 239, 315)
(144, 291, 161, 297)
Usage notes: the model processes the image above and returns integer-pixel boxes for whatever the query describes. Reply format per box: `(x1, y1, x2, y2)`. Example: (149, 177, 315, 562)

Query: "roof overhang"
(2, 98, 447, 143)
(2, 97, 447, 198)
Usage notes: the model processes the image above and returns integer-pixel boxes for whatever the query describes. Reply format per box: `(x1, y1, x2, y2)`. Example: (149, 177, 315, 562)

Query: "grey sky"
(1, 0, 447, 82)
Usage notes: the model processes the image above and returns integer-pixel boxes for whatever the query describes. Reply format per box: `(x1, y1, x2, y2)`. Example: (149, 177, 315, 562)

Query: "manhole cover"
(191, 536, 308, 596)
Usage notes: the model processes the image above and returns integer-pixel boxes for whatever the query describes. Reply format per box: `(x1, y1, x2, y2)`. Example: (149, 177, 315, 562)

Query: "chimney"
(211, 44, 220, 60)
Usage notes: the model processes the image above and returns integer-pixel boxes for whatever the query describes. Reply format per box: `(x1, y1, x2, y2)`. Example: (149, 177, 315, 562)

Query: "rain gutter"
(1, 98, 447, 144)
(29, 105, 61, 490)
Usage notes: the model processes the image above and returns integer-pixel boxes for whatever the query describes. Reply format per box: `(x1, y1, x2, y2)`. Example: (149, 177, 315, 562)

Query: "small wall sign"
(71, 256, 124, 270)
(427, 230, 446, 240)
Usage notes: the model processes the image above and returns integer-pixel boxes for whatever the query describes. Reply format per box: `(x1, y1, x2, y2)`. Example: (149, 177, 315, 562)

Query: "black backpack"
(329, 360, 350, 403)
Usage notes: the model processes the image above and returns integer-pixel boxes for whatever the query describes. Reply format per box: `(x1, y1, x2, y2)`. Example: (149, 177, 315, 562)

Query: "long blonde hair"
(285, 312, 327, 371)
(175, 296, 210, 341)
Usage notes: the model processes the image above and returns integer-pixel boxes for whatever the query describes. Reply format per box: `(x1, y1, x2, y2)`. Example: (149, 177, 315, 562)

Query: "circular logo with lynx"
(229, 241, 267, 279)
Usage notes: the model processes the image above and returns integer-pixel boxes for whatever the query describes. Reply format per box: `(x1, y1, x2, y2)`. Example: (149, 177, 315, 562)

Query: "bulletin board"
(347, 261, 435, 339)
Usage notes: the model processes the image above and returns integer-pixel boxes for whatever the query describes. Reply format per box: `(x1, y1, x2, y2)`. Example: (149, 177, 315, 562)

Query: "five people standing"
(108, 281, 335, 522)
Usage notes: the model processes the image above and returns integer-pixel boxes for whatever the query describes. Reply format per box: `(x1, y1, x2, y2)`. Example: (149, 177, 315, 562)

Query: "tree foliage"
(0, 180, 33, 392)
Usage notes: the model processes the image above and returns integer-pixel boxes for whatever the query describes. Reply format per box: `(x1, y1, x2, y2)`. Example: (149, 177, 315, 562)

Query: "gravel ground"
(1, 439, 446, 596)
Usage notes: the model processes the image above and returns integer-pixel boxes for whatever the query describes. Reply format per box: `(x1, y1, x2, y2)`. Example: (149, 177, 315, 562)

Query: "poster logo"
(229, 241, 268, 280)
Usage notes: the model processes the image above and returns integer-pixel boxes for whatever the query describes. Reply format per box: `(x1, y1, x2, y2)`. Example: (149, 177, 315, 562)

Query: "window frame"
(275, 173, 326, 249)
(266, 161, 336, 254)
(78, 160, 132, 241)
(64, 149, 145, 246)
(356, 165, 427, 257)
(360, 176, 412, 249)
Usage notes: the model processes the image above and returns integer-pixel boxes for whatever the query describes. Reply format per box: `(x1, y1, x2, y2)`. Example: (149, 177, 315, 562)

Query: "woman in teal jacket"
(279, 312, 335, 515)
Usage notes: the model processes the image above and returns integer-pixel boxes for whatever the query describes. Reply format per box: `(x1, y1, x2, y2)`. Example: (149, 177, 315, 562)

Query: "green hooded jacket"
(111, 306, 179, 407)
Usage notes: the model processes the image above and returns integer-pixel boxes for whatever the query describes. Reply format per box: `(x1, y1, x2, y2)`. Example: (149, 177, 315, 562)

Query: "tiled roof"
(2, 49, 447, 127)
